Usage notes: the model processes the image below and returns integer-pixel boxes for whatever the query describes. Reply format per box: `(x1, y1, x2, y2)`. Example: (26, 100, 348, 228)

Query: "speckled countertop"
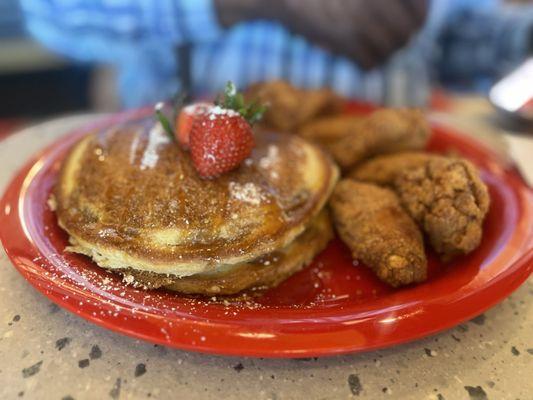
(0, 115, 531, 400)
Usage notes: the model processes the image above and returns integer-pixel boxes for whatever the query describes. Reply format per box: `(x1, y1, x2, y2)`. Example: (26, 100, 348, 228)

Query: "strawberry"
(175, 102, 212, 148)
(189, 107, 255, 178)
(154, 81, 266, 178)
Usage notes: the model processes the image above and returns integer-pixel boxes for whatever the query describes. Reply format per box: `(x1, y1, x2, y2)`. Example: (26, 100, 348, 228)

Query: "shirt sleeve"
(20, 0, 223, 63)
(20, 0, 224, 108)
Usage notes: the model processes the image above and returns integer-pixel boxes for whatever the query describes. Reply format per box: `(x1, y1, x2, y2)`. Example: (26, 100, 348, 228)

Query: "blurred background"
(0, 0, 532, 137)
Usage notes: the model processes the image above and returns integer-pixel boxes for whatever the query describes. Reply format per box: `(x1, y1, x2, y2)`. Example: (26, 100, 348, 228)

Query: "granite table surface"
(0, 115, 531, 400)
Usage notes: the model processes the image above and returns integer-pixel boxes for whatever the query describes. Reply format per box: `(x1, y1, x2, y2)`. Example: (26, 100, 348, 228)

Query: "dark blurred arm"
(214, 0, 263, 26)
(214, 0, 429, 69)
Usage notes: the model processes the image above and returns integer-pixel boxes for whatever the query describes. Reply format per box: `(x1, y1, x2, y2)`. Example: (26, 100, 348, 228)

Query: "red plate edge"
(1, 107, 532, 358)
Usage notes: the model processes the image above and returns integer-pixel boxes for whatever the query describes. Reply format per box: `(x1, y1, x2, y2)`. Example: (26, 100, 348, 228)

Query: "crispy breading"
(328, 109, 430, 169)
(245, 80, 343, 132)
(394, 158, 490, 261)
(298, 115, 363, 149)
(349, 152, 444, 185)
(330, 180, 427, 287)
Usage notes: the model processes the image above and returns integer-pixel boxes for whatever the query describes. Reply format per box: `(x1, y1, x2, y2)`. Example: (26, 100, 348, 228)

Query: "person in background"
(20, 0, 533, 109)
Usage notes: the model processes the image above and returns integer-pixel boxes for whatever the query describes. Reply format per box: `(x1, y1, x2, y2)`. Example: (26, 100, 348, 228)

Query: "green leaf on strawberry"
(154, 102, 174, 139)
(216, 81, 267, 125)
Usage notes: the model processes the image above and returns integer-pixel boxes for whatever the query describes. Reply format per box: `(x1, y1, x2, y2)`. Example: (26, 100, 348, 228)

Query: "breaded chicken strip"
(394, 158, 490, 261)
(245, 80, 343, 132)
(328, 109, 430, 169)
(298, 115, 363, 149)
(349, 152, 444, 185)
(330, 180, 427, 287)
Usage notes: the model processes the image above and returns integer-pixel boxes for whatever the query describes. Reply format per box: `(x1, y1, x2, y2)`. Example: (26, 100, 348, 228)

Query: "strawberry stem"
(216, 81, 266, 125)
(154, 102, 174, 139)
(153, 92, 187, 141)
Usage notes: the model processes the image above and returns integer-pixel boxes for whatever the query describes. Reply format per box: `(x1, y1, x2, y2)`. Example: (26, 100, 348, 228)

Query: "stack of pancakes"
(54, 118, 338, 295)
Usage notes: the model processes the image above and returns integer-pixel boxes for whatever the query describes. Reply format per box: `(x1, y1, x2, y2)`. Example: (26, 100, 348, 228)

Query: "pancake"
(55, 117, 338, 278)
(116, 210, 332, 295)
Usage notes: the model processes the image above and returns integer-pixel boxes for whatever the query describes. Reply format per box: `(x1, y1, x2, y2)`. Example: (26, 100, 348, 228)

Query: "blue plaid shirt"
(21, 0, 533, 108)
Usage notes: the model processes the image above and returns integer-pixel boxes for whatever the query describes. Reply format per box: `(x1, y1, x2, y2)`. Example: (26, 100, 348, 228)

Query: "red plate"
(1, 106, 532, 358)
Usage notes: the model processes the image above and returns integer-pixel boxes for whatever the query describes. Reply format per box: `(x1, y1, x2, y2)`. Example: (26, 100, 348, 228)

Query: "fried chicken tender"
(328, 109, 430, 170)
(330, 180, 427, 287)
(245, 80, 343, 132)
(394, 158, 490, 261)
(349, 152, 444, 185)
(298, 115, 363, 149)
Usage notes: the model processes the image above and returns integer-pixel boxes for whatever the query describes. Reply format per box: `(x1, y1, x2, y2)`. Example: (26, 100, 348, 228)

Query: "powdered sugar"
(209, 105, 239, 117)
(139, 123, 170, 170)
(228, 182, 265, 206)
(258, 144, 280, 179)
(128, 132, 141, 165)
(98, 228, 117, 238)
(122, 274, 135, 285)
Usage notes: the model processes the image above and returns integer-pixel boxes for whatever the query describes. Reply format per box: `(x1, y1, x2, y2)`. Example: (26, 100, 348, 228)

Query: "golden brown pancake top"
(55, 117, 337, 272)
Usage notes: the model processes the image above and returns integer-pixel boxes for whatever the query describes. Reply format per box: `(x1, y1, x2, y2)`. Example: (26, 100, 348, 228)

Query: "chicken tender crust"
(246, 80, 343, 132)
(349, 152, 443, 186)
(329, 109, 430, 169)
(298, 115, 363, 149)
(394, 158, 490, 261)
(330, 180, 427, 287)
